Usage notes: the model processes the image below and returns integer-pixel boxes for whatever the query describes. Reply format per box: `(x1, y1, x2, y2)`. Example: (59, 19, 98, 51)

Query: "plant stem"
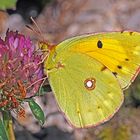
(3, 111, 15, 140)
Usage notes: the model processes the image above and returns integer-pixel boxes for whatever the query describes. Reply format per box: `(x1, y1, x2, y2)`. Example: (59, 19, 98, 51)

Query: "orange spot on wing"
(84, 78, 96, 91)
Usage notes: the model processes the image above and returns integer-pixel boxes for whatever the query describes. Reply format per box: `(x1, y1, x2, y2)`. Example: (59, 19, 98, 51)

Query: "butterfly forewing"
(56, 31, 140, 89)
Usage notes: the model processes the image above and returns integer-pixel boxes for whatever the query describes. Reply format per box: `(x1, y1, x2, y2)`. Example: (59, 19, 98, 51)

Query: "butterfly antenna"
(26, 21, 42, 38)
(26, 17, 51, 49)
(26, 17, 50, 52)
(30, 17, 42, 36)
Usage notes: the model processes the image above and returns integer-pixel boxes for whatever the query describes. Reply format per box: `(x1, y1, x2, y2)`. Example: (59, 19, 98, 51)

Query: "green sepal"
(28, 99, 45, 125)
(0, 0, 16, 10)
(0, 117, 8, 140)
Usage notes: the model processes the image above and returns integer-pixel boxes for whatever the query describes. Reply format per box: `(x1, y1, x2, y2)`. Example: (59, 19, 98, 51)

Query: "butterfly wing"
(55, 31, 140, 89)
(46, 52, 123, 128)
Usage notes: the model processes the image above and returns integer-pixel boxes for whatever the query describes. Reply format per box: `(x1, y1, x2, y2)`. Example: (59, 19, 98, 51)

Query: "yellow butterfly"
(40, 31, 140, 128)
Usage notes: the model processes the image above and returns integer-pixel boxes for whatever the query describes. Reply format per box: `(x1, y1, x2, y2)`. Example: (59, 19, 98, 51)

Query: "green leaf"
(28, 99, 45, 125)
(0, 0, 16, 10)
(0, 117, 8, 140)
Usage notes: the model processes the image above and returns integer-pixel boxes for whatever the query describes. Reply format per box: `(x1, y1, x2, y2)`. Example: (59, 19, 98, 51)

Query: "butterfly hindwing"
(47, 52, 123, 128)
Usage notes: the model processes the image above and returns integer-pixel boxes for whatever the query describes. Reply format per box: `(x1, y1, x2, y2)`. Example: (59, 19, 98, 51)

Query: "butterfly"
(40, 31, 140, 128)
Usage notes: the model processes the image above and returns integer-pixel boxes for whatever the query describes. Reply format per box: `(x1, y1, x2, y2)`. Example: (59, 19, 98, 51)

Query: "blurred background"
(1, 0, 140, 140)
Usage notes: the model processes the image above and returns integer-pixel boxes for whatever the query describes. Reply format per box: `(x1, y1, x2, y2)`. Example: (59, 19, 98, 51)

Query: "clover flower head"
(0, 30, 43, 117)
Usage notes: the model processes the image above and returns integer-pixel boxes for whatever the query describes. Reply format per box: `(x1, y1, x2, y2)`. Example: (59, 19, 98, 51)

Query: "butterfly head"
(39, 41, 56, 52)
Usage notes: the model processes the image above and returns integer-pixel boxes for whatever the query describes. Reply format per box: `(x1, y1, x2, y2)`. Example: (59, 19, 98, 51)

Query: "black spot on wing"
(117, 65, 122, 69)
(101, 66, 107, 71)
(129, 32, 133, 35)
(97, 40, 103, 48)
(112, 72, 117, 76)
(125, 58, 129, 61)
(120, 30, 124, 33)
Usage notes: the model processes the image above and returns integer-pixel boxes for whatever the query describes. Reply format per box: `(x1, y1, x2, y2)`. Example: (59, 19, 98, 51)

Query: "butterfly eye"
(84, 78, 96, 90)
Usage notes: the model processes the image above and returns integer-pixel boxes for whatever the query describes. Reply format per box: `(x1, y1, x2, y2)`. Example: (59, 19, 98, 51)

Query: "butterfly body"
(43, 31, 140, 128)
